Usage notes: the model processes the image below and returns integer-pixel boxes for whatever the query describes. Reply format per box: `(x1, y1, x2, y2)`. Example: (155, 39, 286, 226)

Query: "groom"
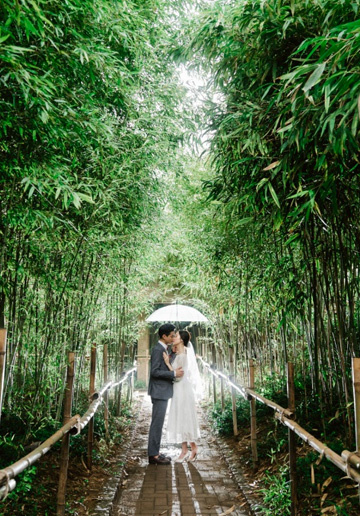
(147, 323, 184, 465)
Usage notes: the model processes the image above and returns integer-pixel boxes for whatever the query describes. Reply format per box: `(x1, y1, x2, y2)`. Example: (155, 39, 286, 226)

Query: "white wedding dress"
(166, 351, 200, 443)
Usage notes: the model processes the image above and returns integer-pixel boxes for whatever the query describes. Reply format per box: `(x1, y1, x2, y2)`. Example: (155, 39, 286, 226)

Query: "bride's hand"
(163, 351, 170, 364)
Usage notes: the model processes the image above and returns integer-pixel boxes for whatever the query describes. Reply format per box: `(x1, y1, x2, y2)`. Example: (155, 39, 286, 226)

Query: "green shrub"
(258, 466, 291, 515)
(208, 396, 250, 436)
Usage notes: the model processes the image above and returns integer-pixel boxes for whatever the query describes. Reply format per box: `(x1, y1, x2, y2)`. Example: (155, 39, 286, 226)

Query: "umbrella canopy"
(146, 304, 208, 322)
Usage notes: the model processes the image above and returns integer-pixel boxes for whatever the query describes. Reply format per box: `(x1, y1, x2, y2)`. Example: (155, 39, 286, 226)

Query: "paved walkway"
(110, 393, 252, 516)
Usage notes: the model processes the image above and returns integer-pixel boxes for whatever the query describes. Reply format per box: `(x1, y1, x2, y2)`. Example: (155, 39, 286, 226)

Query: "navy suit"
(147, 342, 175, 457)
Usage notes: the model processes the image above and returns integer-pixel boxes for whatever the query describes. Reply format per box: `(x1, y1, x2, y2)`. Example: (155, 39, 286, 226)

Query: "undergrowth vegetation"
(207, 376, 360, 515)
(0, 399, 134, 515)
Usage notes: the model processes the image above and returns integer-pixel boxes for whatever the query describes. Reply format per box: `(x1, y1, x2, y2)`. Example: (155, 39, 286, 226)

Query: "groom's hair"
(158, 323, 176, 339)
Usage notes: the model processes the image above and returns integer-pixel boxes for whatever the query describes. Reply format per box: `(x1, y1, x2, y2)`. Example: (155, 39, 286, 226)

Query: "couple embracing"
(147, 323, 202, 465)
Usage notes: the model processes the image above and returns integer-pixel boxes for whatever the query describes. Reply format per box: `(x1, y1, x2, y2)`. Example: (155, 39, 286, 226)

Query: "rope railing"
(0, 369, 134, 498)
(0, 335, 137, 516)
(71, 369, 136, 435)
(200, 358, 294, 418)
(198, 355, 360, 513)
(0, 415, 81, 498)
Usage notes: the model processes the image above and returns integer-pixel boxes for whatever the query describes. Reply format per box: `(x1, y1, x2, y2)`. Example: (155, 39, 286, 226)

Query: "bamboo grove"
(166, 0, 360, 445)
(0, 0, 194, 428)
(2, 0, 360, 452)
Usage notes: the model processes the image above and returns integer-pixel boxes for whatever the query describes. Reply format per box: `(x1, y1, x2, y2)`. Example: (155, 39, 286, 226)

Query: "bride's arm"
(163, 352, 174, 371)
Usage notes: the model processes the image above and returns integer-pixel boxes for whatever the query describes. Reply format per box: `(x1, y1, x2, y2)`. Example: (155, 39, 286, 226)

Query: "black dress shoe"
(149, 455, 171, 465)
(159, 453, 172, 461)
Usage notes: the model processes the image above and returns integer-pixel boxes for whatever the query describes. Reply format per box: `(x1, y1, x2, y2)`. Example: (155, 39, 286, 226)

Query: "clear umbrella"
(146, 304, 208, 322)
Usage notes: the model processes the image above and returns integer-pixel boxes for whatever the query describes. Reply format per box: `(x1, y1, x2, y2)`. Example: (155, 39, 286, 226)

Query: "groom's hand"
(175, 367, 184, 377)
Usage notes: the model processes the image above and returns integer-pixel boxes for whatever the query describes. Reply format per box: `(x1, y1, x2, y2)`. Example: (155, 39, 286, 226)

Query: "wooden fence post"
(219, 354, 225, 413)
(229, 347, 238, 436)
(352, 358, 360, 450)
(212, 343, 217, 405)
(352, 358, 360, 501)
(103, 344, 109, 442)
(0, 329, 7, 423)
(87, 343, 96, 470)
(127, 370, 134, 405)
(57, 352, 75, 516)
(287, 362, 297, 516)
(117, 371, 125, 414)
(249, 359, 258, 470)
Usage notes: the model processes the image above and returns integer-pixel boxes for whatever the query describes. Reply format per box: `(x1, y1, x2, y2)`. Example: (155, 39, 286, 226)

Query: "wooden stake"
(229, 347, 238, 436)
(57, 352, 75, 516)
(220, 354, 225, 413)
(117, 371, 124, 415)
(87, 343, 96, 470)
(212, 343, 217, 404)
(0, 329, 7, 423)
(103, 344, 109, 442)
(352, 358, 360, 501)
(352, 358, 360, 450)
(127, 370, 134, 405)
(249, 359, 258, 470)
(287, 362, 297, 516)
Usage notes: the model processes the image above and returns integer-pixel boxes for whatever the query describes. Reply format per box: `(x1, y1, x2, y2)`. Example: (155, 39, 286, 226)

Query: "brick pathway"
(110, 393, 252, 516)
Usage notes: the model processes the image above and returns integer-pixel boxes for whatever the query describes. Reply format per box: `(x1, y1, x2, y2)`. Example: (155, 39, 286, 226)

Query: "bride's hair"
(178, 330, 191, 347)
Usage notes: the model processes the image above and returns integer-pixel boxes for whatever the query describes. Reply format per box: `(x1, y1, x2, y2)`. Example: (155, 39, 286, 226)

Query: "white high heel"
(187, 451, 198, 462)
(174, 452, 189, 463)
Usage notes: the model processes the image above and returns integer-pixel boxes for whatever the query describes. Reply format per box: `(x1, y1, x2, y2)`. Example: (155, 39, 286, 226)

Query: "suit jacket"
(148, 342, 175, 400)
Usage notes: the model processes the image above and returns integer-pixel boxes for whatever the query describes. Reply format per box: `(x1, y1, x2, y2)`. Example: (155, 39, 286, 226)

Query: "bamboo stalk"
(212, 343, 217, 405)
(112, 367, 136, 388)
(245, 387, 294, 418)
(287, 362, 297, 516)
(341, 450, 360, 470)
(220, 354, 225, 413)
(87, 343, 96, 471)
(0, 329, 7, 423)
(249, 359, 258, 470)
(352, 358, 360, 450)
(0, 479, 16, 500)
(129, 370, 134, 405)
(229, 347, 238, 437)
(103, 344, 109, 442)
(352, 358, 360, 501)
(57, 352, 75, 516)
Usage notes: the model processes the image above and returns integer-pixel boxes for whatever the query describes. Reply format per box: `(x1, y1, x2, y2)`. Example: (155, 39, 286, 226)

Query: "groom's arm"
(151, 348, 175, 380)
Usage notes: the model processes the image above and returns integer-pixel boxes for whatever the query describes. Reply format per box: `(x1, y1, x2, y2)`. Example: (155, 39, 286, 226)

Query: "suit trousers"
(148, 398, 168, 457)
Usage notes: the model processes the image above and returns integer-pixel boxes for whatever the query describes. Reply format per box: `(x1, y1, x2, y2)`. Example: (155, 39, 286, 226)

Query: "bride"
(163, 329, 202, 462)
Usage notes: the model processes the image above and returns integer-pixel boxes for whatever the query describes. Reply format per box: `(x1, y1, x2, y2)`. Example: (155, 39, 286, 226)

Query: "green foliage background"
(1, 1, 360, 513)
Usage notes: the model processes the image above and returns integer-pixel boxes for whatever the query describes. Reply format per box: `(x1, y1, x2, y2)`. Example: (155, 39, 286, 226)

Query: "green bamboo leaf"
(303, 62, 326, 93)
(77, 193, 94, 204)
(256, 177, 269, 191)
(0, 34, 11, 43)
(268, 183, 280, 209)
(234, 217, 253, 227)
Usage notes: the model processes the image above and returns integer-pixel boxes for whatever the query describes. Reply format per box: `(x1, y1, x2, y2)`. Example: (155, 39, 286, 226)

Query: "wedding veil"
(187, 341, 204, 400)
